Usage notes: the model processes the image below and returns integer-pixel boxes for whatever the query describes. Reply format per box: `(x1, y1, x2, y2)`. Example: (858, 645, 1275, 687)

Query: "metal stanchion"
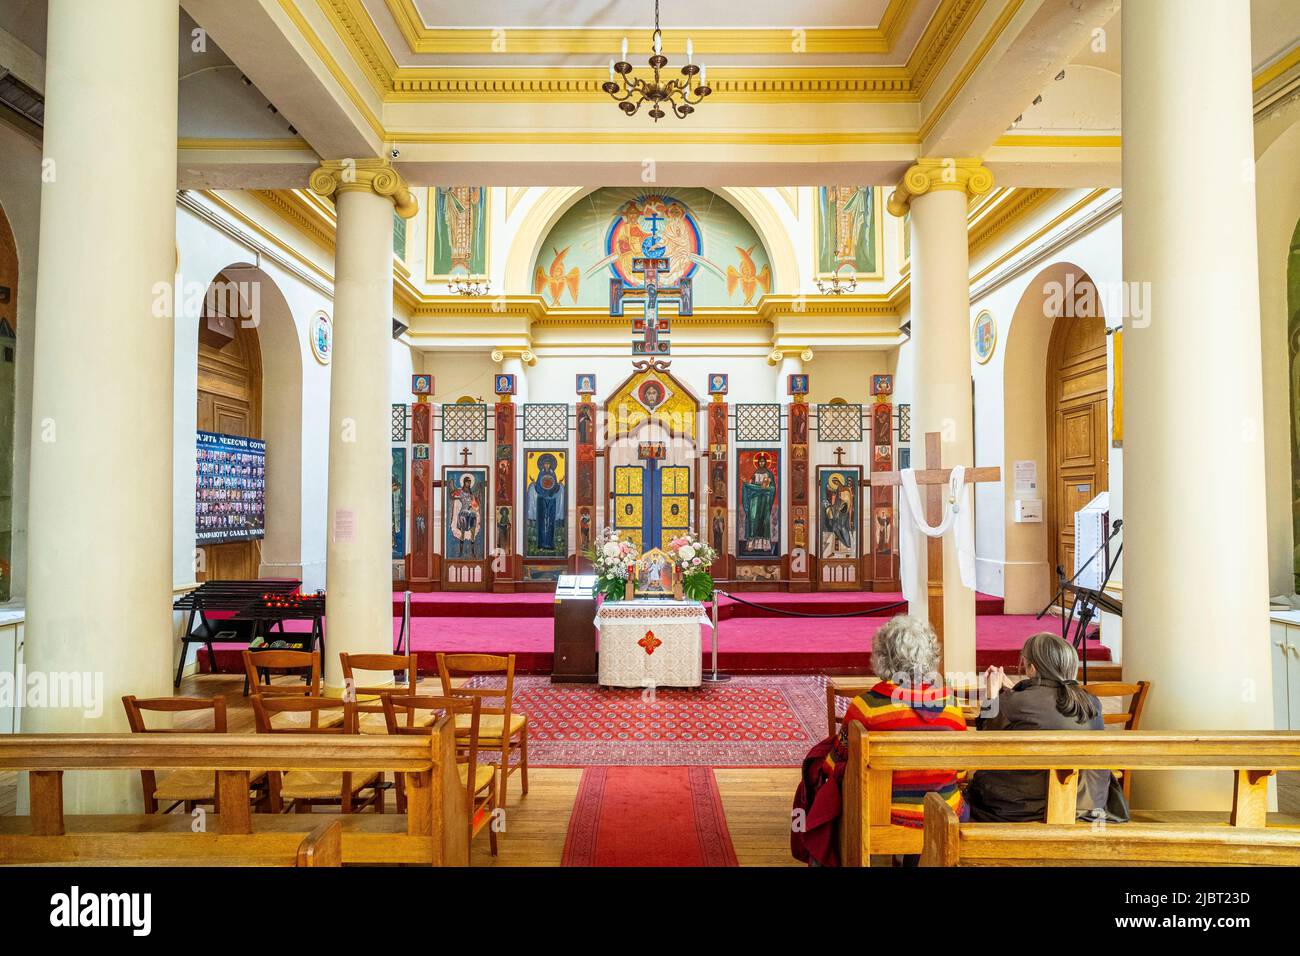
(701, 589, 731, 683)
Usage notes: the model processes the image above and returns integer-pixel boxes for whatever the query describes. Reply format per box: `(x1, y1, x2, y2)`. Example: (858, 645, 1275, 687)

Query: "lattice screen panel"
(816, 404, 864, 443)
(391, 404, 409, 442)
(523, 403, 569, 443)
(734, 403, 782, 443)
(897, 403, 911, 443)
(441, 403, 487, 443)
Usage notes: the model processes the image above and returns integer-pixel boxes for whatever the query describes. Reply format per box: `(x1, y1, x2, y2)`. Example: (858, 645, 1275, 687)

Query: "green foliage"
(682, 570, 714, 603)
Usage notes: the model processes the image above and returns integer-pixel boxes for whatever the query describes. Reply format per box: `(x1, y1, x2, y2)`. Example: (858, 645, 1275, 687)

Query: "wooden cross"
(459, 447, 472, 467)
(869, 431, 1001, 670)
(833, 446, 847, 466)
(609, 257, 693, 357)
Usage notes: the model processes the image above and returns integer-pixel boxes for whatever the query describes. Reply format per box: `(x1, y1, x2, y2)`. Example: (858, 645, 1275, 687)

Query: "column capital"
(886, 158, 994, 217)
(767, 346, 814, 365)
(309, 159, 418, 219)
(491, 347, 537, 366)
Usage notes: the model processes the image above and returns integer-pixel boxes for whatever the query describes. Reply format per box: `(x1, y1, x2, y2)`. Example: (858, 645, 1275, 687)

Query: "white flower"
(602, 541, 622, 559)
(678, 545, 696, 561)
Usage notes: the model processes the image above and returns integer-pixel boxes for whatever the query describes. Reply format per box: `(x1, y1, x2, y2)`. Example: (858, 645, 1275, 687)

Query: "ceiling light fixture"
(603, 0, 712, 121)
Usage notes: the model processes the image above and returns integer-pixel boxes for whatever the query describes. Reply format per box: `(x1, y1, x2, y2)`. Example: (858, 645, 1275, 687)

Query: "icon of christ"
(739, 452, 778, 556)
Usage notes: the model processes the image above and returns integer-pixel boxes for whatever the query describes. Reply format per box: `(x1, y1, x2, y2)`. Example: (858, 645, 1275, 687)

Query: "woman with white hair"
(968, 632, 1121, 822)
(823, 615, 969, 828)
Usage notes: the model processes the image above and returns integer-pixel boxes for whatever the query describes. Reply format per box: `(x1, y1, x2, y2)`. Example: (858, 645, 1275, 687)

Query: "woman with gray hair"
(821, 615, 969, 830)
(968, 632, 1124, 822)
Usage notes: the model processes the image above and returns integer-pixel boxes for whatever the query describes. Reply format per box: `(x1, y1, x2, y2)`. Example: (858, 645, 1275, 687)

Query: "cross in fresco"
(609, 257, 693, 357)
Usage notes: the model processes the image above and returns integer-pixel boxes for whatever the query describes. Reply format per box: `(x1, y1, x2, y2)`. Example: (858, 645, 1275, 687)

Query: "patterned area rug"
(561, 766, 739, 867)
(483, 674, 830, 767)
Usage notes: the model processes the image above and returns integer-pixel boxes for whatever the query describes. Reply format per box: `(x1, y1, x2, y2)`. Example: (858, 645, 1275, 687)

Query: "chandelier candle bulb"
(687, 38, 693, 63)
(654, 31, 662, 54)
(609, 60, 615, 80)
(622, 36, 628, 60)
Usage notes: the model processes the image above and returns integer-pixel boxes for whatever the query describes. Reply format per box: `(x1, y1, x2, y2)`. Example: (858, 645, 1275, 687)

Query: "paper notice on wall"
(1013, 460, 1038, 496)
(333, 508, 356, 543)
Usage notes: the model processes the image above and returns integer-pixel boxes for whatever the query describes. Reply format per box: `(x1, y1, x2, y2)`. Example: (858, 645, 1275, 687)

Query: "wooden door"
(197, 290, 263, 581)
(1047, 311, 1109, 590)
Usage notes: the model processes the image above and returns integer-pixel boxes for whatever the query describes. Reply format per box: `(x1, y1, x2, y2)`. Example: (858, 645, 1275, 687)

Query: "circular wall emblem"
(972, 310, 997, 364)
(310, 311, 332, 365)
(605, 195, 702, 288)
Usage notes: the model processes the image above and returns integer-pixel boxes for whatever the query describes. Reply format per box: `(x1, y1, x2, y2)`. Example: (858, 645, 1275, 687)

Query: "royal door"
(613, 462, 690, 551)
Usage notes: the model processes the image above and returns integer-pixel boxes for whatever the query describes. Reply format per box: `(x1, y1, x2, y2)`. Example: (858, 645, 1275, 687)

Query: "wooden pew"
(840, 724, 1300, 866)
(919, 791, 1300, 866)
(0, 716, 469, 867)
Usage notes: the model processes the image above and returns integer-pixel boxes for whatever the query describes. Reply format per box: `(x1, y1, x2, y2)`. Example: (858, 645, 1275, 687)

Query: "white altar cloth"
(594, 599, 708, 688)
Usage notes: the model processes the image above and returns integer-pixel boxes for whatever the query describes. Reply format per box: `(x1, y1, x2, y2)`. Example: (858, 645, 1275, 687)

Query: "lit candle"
(687, 38, 693, 64)
(621, 36, 628, 61)
(700, 64, 707, 86)
(654, 31, 662, 55)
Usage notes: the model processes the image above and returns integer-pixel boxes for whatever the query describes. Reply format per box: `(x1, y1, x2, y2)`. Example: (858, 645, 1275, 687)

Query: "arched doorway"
(0, 204, 17, 600)
(1045, 281, 1109, 588)
(197, 267, 263, 580)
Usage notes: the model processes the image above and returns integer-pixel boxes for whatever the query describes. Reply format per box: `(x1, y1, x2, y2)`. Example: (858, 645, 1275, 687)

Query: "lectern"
(553, 575, 598, 683)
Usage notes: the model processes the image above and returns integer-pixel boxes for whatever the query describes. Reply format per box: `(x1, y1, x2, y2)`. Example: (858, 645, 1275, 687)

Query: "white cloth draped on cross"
(897, 465, 977, 611)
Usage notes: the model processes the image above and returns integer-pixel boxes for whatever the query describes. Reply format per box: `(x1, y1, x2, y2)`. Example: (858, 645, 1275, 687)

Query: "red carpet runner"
(561, 766, 739, 867)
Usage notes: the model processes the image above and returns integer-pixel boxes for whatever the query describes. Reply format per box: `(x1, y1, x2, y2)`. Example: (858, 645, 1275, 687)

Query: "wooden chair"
(824, 678, 873, 740)
(383, 693, 497, 856)
(1083, 680, 1152, 798)
(339, 652, 425, 735)
(436, 653, 529, 808)
(919, 791, 1300, 867)
(242, 649, 341, 729)
(251, 696, 384, 814)
(121, 694, 269, 814)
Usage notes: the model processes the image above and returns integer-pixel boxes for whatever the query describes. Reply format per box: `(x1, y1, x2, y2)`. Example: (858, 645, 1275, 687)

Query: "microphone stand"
(1036, 520, 1122, 681)
(1071, 539, 1122, 684)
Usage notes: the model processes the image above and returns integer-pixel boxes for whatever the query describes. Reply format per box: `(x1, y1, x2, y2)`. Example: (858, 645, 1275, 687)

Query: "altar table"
(594, 599, 709, 688)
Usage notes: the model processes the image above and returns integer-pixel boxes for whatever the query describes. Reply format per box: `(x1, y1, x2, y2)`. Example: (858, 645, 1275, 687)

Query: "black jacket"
(967, 679, 1114, 823)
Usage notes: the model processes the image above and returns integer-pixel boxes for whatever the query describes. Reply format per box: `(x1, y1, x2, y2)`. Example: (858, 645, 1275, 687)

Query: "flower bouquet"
(584, 527, 640, 602)
(664, 532, 718, 602)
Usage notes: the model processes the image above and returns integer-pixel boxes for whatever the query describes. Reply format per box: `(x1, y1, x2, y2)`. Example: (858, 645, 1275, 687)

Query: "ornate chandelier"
(603, 0, 712, 121)
(815, 264, 858, 295)
(448, 275, 491, 297)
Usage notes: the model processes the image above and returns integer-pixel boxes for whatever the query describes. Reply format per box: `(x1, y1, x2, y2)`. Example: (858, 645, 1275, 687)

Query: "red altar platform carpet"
(199, 589, 1108, 675)
(561, 765, 738, 867)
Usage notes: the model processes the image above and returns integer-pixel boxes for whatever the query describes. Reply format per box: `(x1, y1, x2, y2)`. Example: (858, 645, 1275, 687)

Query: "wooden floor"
(1, 670, 1296, 865)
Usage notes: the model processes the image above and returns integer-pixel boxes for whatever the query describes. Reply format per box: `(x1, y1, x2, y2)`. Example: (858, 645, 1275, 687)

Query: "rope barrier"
(713, 590, 908, 619)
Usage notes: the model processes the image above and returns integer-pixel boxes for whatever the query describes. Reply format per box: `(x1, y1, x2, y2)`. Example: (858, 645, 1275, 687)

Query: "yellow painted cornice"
(178, 137, 314, 151)
(249, 189, 336, 251)
(309, 0, 983, 105)
(991, 134, 1121, 148)
(309, 159, 418, 218)
(916, 0, 1020, 141)
(379, 0, 920, 56)
(887, 158, 994, 216)
(1254, 39, 1300, 92)
(967, 186, 1053, 258)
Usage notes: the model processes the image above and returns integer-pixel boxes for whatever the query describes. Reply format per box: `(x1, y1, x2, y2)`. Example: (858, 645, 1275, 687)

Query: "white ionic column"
(1122, 0, 1274, 806)
(22, 0, 179, 811)
(888, 160, 993, 677)
(492, 348, 535, 405)
(769, 349, 809, 403)
(310, 161, 418, 689)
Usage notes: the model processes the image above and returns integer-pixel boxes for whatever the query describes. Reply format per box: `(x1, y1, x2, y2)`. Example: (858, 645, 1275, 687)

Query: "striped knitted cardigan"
(823, 680, 969, 828)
